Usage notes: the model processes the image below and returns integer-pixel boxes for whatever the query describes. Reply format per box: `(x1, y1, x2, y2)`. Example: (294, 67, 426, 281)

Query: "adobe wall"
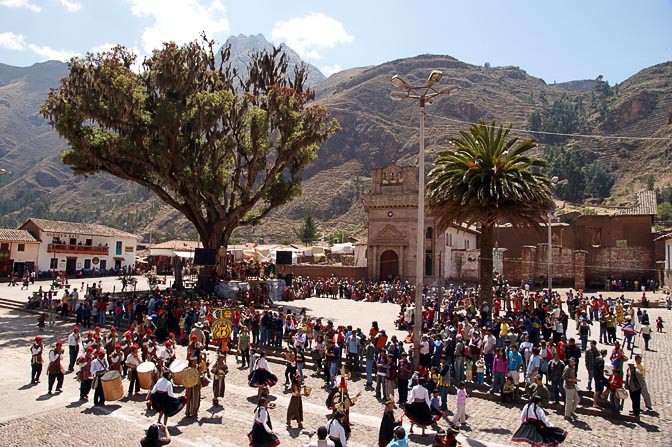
(281, 264, 368, 280)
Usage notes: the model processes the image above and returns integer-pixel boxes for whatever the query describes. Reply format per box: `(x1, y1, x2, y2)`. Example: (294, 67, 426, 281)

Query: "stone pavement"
(0, 278, 670, 446)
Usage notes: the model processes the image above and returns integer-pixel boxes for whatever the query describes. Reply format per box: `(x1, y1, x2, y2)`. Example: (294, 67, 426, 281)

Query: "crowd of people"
(24, 275, 664, 447)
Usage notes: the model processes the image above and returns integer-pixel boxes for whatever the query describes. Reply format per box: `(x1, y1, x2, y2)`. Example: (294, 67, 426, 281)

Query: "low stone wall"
(279, 264, 368, 280)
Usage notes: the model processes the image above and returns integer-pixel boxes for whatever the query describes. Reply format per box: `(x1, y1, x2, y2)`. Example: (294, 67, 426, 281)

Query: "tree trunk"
(479, 224, 494, 319)
(173, 255, 183, 290)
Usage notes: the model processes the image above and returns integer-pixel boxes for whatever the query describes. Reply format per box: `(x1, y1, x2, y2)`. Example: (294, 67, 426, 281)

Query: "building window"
(69, 237, 77, 245)
(84, 259, 91, 269)
(1, 243, 8, 251)
(50, 258, 58, 269)
(465, 239, 470, 249)
(446, 233, 453, 247)
(116, 241, 122, 256)
(52, 237, 61, 244)
(17, 244, 25, 252)
(425, 227, 433, 239)
(425, 250, 433, 276)
(86, 239, 93, 246)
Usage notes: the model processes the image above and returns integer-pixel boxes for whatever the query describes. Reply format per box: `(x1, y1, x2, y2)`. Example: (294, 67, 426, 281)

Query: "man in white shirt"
(30, 336, 44, 383)
(304, 426, 335, 447)
(67, 327, 80, 372)
(327, 411, 348, 447)
(90, 349, 109, 406)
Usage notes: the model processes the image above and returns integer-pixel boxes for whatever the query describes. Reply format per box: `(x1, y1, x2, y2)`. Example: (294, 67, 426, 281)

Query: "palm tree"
(427, 121, 554, 313)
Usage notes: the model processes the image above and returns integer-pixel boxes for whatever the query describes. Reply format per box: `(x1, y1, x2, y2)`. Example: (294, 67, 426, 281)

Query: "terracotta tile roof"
(149, 240, 200, 250)
(615, 190, 657, 216)
(655, 232, 672, 241)
(0, 229, 39, 242)
(23, 218, 140, 239)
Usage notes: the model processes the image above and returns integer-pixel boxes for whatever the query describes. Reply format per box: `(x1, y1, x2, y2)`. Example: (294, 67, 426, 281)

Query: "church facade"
(362, 164, 479, 283)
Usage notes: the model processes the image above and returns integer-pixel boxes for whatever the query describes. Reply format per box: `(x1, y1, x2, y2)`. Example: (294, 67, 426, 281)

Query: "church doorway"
(379, 250, 399, 281)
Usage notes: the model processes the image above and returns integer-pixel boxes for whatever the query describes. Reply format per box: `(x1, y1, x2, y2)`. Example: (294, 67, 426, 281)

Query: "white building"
(0, 229, 40, 278)
(658, 232, 672, 288)
(19, 218, 139, 275)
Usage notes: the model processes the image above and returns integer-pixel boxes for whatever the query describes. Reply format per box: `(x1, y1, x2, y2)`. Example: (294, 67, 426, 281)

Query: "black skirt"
(249, 369, 278, 388)
(248, 422, 281, 447)
(403, 401, 439, 427)
(150, 392, 187, 417)
(511, 420, 567, 447)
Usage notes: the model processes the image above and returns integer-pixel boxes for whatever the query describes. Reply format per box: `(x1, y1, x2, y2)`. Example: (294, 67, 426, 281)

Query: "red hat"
(94, 334, 101, 339)
(191, 335, 198, 340)
(168, 332, 175, 338)
(132, 343, 139, 350)
(55, 340, 62, 346)
(164, 341, 172, 347)
(95, 326, 100, 331)
(146, 329, 153, 334)
(86, 346, 94, 352)
(130, 325, 136, 330)
(124, 331, 132, 337)
(110, 327, 116, 332)
(73, 327, 80, 332)
(35, 336, 42, 342)
(87, 331, 93, 336)
(97, 350, 106, 356)
(114, 344, 121, 350)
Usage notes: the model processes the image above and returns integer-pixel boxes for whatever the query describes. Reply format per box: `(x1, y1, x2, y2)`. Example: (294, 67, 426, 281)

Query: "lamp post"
(390, 71, 457, 367)
(548, 176, 567, 296)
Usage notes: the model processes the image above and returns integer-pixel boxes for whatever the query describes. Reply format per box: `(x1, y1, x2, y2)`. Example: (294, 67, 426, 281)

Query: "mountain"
(0, 50, 670, 244)
(221, 34, 326, 89)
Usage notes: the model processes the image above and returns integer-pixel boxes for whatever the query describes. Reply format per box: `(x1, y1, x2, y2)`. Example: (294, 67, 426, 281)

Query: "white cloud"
(129, 0, 229, 54)
(0, 31, 27, 50)
(0, 0, 41, 12)
(271, 13, 353, 60)
(59, 0, 81, 12)
(320, 64, 342, 77)
(27, 43, 78, 61)
(91, 42, 115, 54)
(0, 31, 77, 61)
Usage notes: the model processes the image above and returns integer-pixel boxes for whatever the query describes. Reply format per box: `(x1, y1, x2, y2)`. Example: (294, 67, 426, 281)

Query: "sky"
(0, 0, 670, 84)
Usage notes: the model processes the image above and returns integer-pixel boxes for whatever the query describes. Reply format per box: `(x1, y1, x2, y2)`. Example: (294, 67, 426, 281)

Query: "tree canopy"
(427, 121, 554, 307)
(41, 37, 339, 250)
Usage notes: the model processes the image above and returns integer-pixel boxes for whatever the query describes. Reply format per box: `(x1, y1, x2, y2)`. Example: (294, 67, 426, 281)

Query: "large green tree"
(41, 38, 339, 250)
(427, 121, 554, 310)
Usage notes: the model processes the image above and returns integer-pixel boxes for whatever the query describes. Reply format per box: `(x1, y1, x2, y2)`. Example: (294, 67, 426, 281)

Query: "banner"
(211, 308, 234, 341)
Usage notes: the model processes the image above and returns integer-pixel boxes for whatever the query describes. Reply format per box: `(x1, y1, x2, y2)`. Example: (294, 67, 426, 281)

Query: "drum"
(303, 385, 312, 397)
(170, 360, 188, 386)
(101, 370, 124, 401)
(137, 362, 156, 390)
(181, 367, 200, 388)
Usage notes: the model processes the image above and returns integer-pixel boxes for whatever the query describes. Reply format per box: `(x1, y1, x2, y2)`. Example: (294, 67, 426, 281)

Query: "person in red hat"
(77, 346, 94, 400)
(105, 327, 118, 354)
(30, 336, 44, 384)
(47, 340, 65, 394)
(126, 344, 142, 396)
(120, 331, 133, 377)
(109, 344, 124, 373)
(158, 341, 175, 371)
(67, 327, 80, 372)
(83, 331, 95, 351)
(91, 349, 109, 405)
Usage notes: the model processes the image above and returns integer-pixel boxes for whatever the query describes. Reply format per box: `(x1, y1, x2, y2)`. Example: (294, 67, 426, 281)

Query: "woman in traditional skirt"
(249, 352, 278, 399)
(249, 397, 280, 447)
(511, 396, 567, 447)
(211, 352, 228, 406)
(286, 372, 303, 429)
(150, 370, 186, 426)
(403, 377, 440, 436)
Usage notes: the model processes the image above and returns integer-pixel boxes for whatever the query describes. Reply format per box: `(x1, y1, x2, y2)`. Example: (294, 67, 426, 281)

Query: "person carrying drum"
(91, 349, 109, 406)
(126, 344, 142, 396)
(77, 345, 94, 401)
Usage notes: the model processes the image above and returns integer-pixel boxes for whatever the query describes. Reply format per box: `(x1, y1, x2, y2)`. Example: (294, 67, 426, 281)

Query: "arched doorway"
(379, 250, 399, 281)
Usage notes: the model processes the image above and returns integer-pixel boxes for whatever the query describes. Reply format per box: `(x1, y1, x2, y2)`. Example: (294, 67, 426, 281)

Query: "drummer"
(126, 344, 142, 396)
(91, 349, 109, 406)
(109, 344, 124, 373)
(120, 331, 133, 377)
(158, 341, 175, 372)
(104, 327, 118, 354)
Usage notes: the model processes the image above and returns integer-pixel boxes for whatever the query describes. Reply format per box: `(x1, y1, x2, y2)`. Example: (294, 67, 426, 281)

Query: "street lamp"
(548, 176, 567, 295)
(390, 71, 458, 367)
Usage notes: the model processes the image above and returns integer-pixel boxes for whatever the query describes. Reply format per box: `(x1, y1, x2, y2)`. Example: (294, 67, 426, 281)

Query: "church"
(362, 163, 480, 283)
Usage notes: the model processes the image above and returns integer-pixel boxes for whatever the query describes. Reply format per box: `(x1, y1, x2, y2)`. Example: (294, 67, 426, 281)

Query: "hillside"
(0, 50, 670, 244)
